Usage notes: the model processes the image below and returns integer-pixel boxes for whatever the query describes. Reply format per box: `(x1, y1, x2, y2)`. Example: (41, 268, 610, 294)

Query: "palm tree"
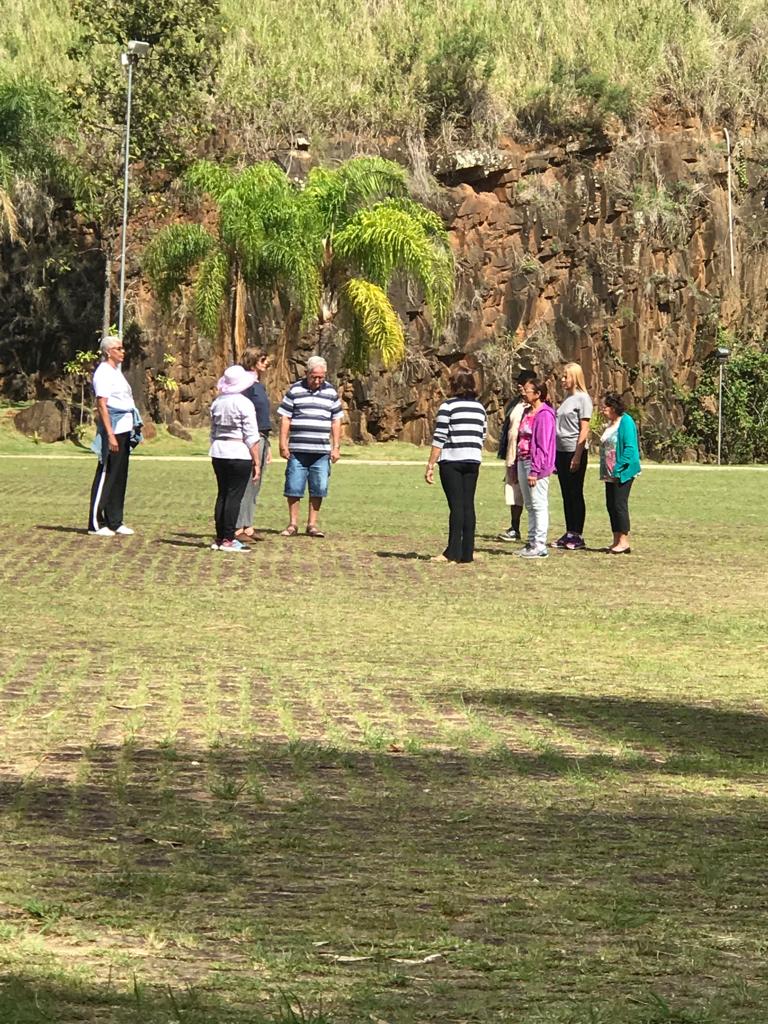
(144, 156, 453, 370)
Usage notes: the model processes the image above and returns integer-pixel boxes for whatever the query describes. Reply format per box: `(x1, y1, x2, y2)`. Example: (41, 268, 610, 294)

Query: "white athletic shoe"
(89, 526, 116, 537)
(115, 525, 135, 536)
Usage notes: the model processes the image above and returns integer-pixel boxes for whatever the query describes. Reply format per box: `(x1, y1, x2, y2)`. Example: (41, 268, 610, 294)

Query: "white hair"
(100, 336, 121, 356)
(306, 355, 327, 372)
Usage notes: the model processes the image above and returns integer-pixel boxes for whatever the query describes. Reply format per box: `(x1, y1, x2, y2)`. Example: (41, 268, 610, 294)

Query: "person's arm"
(426, 403, 449, 483)
(240, 400, 261, 480)
(571, 419, 591, 471)
(424, 444, 442, 485)
(330, 406, 342, 463)
(278, 411, 291, 460)
(528, 410, 555, 484)
(96, 397, 118, 453)
(614, 415, 639, 478)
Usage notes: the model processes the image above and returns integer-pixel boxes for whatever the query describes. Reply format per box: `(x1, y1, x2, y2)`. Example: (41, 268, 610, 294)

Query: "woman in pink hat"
(209, 365, 261, 552)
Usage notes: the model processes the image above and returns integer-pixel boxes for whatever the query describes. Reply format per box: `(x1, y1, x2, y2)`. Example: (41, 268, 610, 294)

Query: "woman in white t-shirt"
(88, 336, 140, 536)
(554, 362, 593, 550)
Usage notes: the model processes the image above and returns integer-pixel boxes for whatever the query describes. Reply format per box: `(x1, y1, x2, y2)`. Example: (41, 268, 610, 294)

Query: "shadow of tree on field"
(36, 525, 89, 535)
(0, 733, 764, 1023)
(455, 689, 768, 771)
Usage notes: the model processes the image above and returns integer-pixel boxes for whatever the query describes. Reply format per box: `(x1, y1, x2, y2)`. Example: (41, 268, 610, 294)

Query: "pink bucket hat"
(217, 365, 257, 395)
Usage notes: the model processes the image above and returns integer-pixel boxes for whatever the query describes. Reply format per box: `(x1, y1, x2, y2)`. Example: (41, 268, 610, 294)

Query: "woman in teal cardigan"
(599, 392, 641, 554)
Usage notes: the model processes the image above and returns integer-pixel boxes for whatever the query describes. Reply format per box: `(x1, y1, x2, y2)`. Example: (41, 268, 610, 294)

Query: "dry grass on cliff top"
(3, 1, 768, 139)
(1, 458, 768, 1024)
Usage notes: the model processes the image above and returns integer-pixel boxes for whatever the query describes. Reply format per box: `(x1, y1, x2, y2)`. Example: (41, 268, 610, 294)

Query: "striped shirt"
(431, 396, 487, 462)
(277, 379, 344, 454)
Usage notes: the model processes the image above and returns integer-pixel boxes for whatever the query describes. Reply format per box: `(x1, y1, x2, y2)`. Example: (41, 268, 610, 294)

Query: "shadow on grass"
(35, 525, 89, 535)
(455, 688, 768, 774)
(0, 734, 763, 1023)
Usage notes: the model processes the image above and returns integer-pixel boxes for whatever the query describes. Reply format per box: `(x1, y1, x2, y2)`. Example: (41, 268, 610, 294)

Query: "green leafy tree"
(0, 79, 84, 241)
(68, 0, 222, 167)
(144, 156, 454, 371)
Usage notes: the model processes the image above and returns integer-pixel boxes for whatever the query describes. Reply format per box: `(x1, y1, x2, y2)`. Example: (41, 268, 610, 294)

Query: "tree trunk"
(234, 271, 247, 363)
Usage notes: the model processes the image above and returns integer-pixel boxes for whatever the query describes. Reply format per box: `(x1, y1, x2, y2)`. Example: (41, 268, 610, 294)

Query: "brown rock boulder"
(167, 421, 193, 442)
(14, 401, 69, 443)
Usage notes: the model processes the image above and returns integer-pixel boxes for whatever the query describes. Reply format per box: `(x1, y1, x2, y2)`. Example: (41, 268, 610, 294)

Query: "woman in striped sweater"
(425, 367, 488, 564)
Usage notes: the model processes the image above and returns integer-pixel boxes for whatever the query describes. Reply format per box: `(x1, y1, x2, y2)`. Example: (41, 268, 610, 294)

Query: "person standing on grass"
(235, 348, 272, 542)
(278, 355, 343, 538)
(554, 362, 593, 550)
(425, 366, 487, 564)
(599, 391, 640, 555)
(498, 368, 537, 541)
(209, 365, 261, 553)
(513, 378, 556, 559)
(88, 335, 142, 537)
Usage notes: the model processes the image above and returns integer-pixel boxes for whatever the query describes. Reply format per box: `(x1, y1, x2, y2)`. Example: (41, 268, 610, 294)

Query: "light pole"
(117, 40, 151, 340)
(715, 345, 730, 465)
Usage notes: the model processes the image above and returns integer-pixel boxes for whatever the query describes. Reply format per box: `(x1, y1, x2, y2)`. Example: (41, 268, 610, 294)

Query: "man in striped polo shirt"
(277, 355, 344, 538)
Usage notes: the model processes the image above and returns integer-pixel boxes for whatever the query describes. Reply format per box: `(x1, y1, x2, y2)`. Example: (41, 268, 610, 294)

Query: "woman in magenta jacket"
(513, 378, 556, 558)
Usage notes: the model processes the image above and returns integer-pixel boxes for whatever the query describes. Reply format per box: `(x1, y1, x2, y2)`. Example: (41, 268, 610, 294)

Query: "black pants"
(439, 460, 479, 563)
(212, 458, 252, 542)
(88, 431, 131, 531)
(605, 478, 633, 534)
(555, 449, 587, 534)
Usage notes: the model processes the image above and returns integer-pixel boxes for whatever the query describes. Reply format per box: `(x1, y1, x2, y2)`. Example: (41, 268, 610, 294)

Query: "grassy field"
(1, 457, 767, 1024)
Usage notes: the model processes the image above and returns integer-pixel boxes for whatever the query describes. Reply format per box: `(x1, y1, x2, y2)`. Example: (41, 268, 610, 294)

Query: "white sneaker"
(115, 525, 134, 536)
(89, 526, 116, 537)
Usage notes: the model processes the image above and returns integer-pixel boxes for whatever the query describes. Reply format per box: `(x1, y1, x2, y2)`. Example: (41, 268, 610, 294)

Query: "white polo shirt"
(92, 362, 134, 434)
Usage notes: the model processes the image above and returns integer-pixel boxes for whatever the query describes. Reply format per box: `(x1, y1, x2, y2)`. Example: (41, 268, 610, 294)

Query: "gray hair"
(100, 335, 122, 357)
(306, 355, 327, 373)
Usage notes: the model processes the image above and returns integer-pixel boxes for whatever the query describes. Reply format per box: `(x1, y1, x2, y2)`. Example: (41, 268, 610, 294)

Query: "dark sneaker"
(565, 535, 586, 550)
(497, 527, 521, 541)
(552, 533, 570, 548)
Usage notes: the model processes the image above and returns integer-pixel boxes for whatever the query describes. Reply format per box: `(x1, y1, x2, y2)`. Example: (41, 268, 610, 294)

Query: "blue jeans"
(284, 452, 330, 498)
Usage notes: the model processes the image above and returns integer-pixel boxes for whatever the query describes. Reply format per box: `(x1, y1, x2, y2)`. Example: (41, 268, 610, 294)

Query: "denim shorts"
(284, 452, 331, 498)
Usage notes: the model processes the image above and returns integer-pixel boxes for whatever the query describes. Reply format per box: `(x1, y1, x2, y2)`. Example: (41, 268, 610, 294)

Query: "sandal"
(280, 524, 299, 537)
(306, 525, 325, 538)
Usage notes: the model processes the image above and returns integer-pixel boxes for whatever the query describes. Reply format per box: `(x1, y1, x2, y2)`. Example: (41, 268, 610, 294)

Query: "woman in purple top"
(513, 378, 556, 558)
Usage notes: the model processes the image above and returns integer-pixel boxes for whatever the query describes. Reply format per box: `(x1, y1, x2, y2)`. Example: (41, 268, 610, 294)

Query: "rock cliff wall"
(6, 119, 768, 452)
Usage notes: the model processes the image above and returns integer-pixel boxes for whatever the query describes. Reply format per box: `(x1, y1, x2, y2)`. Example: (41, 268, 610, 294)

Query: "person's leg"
(605, 483, 620, 546)
(611, 479, 633, 550)
(510, 503, 523, 533)
(529, 476, 549, 550)
(555, 449, 572, 536)
(99, 433, 131, 530)
(460, 463, 479, 562)
(235, 475, 257, 535)
(212, 457, 228, 542)
(438, 461, 463, 561)
(88, 449, 109, 531)
(517, 460, 534, 547)
(571, 450, 588, 535)
(283, 453, 309, 532)
(222, 460, 252, 542)
(307, 454, 330, 531)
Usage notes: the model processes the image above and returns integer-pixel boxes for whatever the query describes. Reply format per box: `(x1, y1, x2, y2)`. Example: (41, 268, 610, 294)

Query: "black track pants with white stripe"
(88, 431, 131, 532)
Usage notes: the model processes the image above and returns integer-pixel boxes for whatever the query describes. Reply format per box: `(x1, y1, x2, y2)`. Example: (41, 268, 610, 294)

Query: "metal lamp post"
(117, 40, 151, 340)
(715, 345, 730, 466)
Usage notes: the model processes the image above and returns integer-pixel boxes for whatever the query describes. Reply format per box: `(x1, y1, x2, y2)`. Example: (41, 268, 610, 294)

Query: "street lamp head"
(127, 40, 151, 57)
(715, 346, 731, 363)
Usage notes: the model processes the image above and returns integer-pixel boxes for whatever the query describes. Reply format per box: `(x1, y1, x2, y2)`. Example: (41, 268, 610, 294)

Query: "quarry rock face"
(8, 120, 768, 454)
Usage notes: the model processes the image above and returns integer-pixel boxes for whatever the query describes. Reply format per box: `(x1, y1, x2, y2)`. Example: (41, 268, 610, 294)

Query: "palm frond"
(342, 277, 405, 370)
(183, 160, 236, 202)
(306, 157, 408, 235)
(143, 223, 215, 308)
(195, 248, 230, 338)
(259, 238, 321, 325)
(335, 204, 454, 336)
